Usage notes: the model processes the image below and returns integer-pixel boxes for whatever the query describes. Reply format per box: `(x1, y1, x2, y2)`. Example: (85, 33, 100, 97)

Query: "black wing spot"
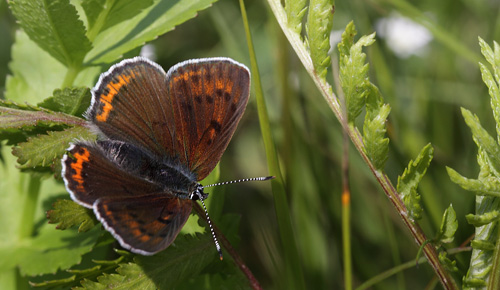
(157, 217, 172, 225)
(210, 120, 222, 132)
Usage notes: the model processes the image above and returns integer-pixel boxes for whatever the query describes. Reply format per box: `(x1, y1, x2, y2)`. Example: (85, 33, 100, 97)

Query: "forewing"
(166, 58, 250, 180)
(94, 195, 192, 255)
(61, 141, 162, 208)
(86, 57, 173, 156)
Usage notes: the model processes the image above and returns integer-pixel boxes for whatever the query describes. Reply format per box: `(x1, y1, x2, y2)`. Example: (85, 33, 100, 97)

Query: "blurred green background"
(1, 0, 498, 288)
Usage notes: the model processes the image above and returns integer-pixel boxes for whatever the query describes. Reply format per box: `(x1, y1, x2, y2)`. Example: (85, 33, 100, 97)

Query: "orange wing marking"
(70, 148, 91, 192)
(96, 73, 135, 122)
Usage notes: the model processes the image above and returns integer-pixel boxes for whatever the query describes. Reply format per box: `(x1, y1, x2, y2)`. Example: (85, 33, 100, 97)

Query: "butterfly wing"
(61, 141, 163, 208)
(87, 57, 250, 180)
(94, 194, 192, 255)
(62, 141, 193, 254)
(167, 58, 250, 180)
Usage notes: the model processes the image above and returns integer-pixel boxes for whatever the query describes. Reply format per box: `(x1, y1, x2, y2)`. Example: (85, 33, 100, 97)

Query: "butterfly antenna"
(199, 176, 274, 260)
(198, 198, 223, 260)
(202, 176, 275, 189)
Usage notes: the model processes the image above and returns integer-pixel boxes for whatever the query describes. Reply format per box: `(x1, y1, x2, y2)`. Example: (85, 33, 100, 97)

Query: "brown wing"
(94, 195, 192, 255)
(61, 141, 162, 208)
(87, 57, 250, 181)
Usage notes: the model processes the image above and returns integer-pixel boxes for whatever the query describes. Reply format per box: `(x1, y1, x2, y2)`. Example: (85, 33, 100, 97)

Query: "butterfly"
(62, 57, 251, 256)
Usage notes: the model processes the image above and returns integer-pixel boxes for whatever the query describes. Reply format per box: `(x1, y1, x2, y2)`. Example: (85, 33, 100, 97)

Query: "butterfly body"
(62, 57, 250, 255)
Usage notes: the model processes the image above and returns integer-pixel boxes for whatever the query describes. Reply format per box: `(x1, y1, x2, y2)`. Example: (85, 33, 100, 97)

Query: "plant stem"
(239, 0, 306, 289)
(193, 203, 262, 290)
(356, 247, 470, 290)
(62, 63, 81, 88)
(18, 175, 41, 239)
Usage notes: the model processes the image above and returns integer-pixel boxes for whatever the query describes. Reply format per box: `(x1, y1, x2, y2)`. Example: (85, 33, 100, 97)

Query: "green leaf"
(284, 0, 307, 35)
(0, 172, 95, 279)
(478, 37, 500, 84)
(466, 211, 500, 227)
(80, 233, 217, 289)
(363, 82, 390, 170)
(479, 62, 500, 139)
(83, 0, 155, 41)
(471, 240, 496, 251)
(14, 226, 102, 276)
(5, 30, 67, 104)
(338, 22, 376, 122)
(305, 0, 334, 80)
(0, 106, 78, 130)
(461, 108, 500, 176)
(337, 21, 356, 58)
(397, 143, 434, 220)
(38, 87, 91, 116)
(47, 199, 98, 232)
(9, 0, 92, 66)
(12, 126, 96, 169)
(438, 251, 459, 273)
(447, 167, 500, 198)
(438, 204, 458, 244)
(29, 275, 78, 288)
(84, 0, 218, 64)
(0, 157, 102, 276)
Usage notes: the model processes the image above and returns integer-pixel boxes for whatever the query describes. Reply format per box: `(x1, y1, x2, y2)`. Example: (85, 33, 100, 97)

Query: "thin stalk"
(62, 63, 82, 88)
(239, 0, 306, 289)
(193, 203, 262, 290)
(337, 53, 353, 290)
(18, 176, 41, 239)
(356, 247, 471, 290)
(342, 184, 352, 290)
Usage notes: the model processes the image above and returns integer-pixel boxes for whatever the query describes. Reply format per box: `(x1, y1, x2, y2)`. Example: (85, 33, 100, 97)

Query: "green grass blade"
(239, 0, 305, 289)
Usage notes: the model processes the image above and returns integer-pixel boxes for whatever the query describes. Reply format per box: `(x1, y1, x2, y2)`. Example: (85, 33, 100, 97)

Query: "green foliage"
(439, 251, 459, 273)
(462, 108, 500, 175)
(5, 30, 73, 103)
(9, 0, 92, 67)
(0, 106, 61, 130)
(447, 167, 500, 198)
(284, 0, 307, 35)
(82, 0, 155, 41)
(38, 87, 91, 116)
(438, 204, 458, 244)
(73, 233, 219, 289)
(397, 144, 433, 220)
(305, 0, 333, 80)
(47, 199, 98, 232)
(338, 22, 376, 122)
(0, 223, 102, 276)
(447, 39, 500, 289)
(465, 211, 500, 227)
(12, 126, 96, 169)
(84, 0, 218, 64)
(363, 82, 390, 170)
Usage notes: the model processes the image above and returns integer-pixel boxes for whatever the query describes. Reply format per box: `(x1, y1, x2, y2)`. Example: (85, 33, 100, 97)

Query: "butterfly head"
(189, 183, 208, 201)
